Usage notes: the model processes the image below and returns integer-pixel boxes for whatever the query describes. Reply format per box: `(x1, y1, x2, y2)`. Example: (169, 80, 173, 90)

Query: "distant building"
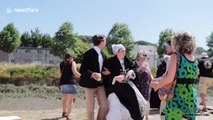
(134, 45, 159, 69)
(0, 45, 166, 68)
(0, 47, 62, 66)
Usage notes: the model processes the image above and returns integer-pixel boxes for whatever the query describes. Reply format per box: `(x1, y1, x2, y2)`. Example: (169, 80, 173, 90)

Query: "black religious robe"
(103, 56, 143, 120)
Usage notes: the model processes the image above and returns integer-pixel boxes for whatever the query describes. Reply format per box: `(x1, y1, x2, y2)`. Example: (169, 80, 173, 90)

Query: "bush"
(0, 64, 59, 86)
(0, 84, 61, 98)
(0, 84, 17, 93)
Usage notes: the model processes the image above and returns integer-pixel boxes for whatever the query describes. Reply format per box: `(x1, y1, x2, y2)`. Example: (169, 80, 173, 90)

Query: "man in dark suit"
(79, 34, 108, 120)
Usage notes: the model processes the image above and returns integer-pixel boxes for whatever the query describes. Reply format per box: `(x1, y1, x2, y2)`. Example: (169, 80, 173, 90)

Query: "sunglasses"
(143, 54, 148, 57)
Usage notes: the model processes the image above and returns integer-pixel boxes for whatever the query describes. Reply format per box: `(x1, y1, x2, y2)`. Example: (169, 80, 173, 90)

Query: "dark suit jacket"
(79, 48, 107, 88)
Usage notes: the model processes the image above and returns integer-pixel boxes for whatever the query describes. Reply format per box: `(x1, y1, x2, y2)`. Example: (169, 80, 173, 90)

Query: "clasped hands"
(151, 79, 159, 91)
(151, 76, 165, 91)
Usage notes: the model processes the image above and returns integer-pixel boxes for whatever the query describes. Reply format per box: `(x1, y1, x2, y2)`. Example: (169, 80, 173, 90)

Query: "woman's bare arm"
(72, 61, 81, 78)
(151, 53, 177, 90)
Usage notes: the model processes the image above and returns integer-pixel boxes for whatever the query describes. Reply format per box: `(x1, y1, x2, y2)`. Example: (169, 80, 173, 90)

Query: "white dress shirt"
(94, 46, 103, 72)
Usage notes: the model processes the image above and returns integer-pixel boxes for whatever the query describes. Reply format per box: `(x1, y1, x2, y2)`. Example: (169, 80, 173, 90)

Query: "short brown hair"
(64, 53, 75, 63)
(92, 34, 105, 46)
(172, 32, 196, 54)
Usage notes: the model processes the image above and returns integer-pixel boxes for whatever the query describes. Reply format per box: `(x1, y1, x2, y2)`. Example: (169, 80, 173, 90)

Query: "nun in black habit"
(103, 44, 146, 120)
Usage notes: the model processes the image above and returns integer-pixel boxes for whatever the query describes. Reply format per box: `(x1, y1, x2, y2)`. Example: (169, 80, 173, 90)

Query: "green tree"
(41, 34, 53, 48)
(207, 31, 213, 57)
(51, 22, 79, 58)
(79, 35, 92, 44)
(20, 32, 31, 47)
(157, 28, 173, 58)
(106, 23, 135, 57)
(0, 23, 20, 53)
(31, 28, 43, 47)
(20, 29, 53, 48)
(72, 38, 91, 63)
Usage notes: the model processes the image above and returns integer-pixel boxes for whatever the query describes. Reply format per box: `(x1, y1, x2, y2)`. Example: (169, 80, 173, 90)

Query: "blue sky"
(0, 0, 213, 50)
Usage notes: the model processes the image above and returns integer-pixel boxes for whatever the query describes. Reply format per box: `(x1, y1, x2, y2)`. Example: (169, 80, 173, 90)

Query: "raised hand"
(125, 70, 135, 80)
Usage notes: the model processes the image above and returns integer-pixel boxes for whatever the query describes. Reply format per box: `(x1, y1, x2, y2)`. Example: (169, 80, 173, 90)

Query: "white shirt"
(94, 46, 103, 72)
(119, 59, 125, 71)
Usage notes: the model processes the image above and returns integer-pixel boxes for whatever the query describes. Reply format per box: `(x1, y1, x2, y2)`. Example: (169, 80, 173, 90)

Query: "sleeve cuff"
(112, 77, 116, 85)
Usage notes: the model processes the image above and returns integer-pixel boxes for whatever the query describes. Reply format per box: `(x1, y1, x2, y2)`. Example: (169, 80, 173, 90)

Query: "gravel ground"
(0, 94, 212, 120)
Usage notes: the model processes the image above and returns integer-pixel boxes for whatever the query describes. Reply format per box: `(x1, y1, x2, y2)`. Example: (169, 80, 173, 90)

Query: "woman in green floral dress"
(151, 32, 198, 120)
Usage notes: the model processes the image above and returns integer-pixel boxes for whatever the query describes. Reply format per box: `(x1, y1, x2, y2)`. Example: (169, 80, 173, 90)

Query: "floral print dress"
(135, 65, 152, 101)
(163, 53, 198, 120)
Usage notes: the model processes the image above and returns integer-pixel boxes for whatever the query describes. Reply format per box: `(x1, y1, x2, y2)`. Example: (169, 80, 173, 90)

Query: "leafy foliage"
(78, 35, 92, 44)
(106, 23, 135, 57)
(207, 31, 213, 48)
(157, 28, 173, 58)
(6, 66, 57, 78)
(206, 32, 213, 57)
(41, 34, 53, 48)
(20, 32, 31, 47)
(71, 38, 91, 63)
(51, 22, 79, 58)
(20, 28, 53, 48)
(30, 28, 43, 47)
(0, 23, 20, 53)
(0, 64, 58, 86)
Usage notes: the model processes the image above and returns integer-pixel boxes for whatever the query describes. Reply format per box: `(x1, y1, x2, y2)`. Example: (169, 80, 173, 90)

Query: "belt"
(176, 78, 196, 84)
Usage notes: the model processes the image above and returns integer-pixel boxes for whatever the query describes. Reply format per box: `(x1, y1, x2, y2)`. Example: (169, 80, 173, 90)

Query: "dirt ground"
(0, 95, 213, 120)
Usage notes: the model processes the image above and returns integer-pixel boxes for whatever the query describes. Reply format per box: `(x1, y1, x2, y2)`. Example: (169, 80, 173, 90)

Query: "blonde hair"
(172, 32, 196, 54)
(136, 50, 148, 60)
